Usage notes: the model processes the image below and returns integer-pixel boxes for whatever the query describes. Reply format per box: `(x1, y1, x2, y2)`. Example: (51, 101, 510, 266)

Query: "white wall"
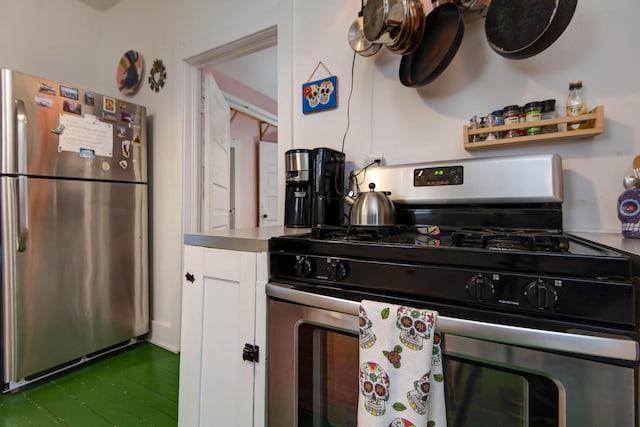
(292, 0, 640, 234)
(0, 0, 103, 89)
(98, 0, 283, 351)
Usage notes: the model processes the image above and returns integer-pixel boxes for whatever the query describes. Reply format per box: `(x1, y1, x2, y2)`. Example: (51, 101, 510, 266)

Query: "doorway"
(182, 26, 279, 233)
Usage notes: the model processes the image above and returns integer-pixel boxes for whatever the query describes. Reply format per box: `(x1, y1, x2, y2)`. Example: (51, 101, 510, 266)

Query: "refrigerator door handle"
(16, 176, 28, 252)
(15, 99, 27, 174)
(14, 100, 28, 252)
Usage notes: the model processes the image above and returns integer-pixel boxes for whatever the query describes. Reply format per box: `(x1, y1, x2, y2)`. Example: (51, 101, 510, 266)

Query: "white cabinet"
(178, 245, 268, 427)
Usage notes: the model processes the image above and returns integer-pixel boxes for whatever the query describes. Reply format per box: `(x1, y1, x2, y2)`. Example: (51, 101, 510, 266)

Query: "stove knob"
(466, 274, 495, 301)
(524, 279, 558, 309)
(328, 260, 348, 280)
(294, 257, 313, 277)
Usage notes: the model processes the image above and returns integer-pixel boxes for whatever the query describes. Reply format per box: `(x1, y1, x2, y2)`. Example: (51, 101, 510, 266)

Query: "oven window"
(295, 324, 559, 427)
(445, 356, 558, 427)
(297, 323, 358, 427)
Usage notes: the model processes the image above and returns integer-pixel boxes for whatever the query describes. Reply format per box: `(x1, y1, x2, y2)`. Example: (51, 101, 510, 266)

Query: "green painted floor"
(0, 342, 179, 426)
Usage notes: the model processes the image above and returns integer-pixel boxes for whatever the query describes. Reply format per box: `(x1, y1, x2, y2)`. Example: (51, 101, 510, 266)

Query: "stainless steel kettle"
(345, 182, 396, 225)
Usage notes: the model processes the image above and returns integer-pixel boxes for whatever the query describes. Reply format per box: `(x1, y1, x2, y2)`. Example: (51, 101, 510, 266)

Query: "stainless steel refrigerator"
(0, 69, 149, 391)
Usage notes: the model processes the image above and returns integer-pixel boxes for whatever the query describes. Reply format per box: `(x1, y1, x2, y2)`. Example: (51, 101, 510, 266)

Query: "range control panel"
(269, 252, 635, 327)
(414, 165, 463, 187)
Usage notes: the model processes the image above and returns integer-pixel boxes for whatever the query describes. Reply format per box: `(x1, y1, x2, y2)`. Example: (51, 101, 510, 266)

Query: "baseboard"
(148, 319, 180, 353)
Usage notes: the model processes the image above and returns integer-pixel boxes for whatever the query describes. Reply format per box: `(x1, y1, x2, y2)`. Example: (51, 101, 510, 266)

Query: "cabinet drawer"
(202, 248, 243, 281)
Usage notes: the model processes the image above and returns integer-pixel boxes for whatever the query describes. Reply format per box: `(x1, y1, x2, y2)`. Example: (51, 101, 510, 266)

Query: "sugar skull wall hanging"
(302, 61, 338, 114)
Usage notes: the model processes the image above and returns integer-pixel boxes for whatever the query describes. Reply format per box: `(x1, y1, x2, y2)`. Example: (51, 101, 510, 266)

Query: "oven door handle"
(266, 282, 639, 362)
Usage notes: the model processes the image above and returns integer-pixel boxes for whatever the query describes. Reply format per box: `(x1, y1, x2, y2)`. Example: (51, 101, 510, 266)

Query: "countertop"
(572, 231, 640, 258)
(183, 227, 640, 258)
(184, 226, 310, 252)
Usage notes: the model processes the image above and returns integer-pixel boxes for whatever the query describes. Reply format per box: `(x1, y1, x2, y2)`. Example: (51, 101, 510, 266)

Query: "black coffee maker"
(310, 147, 345, 227)
(284, 149, 311, 227)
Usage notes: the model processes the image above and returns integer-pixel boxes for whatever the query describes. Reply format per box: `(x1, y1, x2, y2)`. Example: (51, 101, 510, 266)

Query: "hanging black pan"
(485, 0, 577, 59)
(399, 0, 464, 87)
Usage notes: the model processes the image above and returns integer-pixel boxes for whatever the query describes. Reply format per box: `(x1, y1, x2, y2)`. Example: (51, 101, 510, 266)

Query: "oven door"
(266, 282, 638, 427)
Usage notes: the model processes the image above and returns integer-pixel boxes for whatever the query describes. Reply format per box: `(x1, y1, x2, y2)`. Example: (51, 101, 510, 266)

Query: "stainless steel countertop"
(572, 231, 640, 258)
(184, 226, 310, 252)
(184, 227, 640, 257)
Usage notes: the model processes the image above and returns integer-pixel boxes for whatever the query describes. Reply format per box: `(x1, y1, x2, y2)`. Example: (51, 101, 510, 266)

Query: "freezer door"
(0, 69, 147, 182)
(1, 176, 149, 383)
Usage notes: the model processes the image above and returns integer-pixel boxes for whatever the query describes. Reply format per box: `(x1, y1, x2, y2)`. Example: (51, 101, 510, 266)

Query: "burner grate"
(311, 225, 407, 241)
(451, 227, 569, 252)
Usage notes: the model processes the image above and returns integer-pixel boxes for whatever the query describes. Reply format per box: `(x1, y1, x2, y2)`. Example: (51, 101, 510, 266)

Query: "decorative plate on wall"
(116, 50, 143, 95)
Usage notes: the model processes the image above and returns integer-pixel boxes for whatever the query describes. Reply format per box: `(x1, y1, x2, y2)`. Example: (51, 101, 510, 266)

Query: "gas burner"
(451, 227, 570, 252)
(311, 225, 407, 241)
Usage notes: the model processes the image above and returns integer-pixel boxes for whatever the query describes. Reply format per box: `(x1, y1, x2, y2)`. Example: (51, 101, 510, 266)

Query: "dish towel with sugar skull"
(358, 300, 447, 427)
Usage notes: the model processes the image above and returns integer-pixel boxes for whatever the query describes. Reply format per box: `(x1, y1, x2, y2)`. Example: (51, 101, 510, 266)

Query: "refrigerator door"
(1, 176, 149, 382)
(0, 69, 147, 183)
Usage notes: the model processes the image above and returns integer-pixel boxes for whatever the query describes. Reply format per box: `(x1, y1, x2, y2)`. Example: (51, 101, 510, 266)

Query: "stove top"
(311, 225, 571, 253)
(269, 155, 639, 334)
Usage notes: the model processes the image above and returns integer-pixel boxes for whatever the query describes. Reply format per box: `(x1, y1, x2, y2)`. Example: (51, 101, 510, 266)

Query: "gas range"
(269, 154, 639, 337)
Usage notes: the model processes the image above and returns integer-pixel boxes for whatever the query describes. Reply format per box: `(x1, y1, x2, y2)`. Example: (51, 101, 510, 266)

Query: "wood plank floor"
(0, 342, 179, 426)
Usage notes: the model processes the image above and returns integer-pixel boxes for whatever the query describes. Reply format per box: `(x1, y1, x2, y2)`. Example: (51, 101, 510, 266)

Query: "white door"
(202, 72, 231, 231)
(259, 140, 279, 227)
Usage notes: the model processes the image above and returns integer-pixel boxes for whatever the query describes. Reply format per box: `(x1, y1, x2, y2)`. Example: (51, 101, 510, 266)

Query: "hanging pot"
(345, 182, 396, 226)
(363, 0, 407, 45)
(398, 0, 465, 87)
(348, 16, 383, 57)
(484, 0, 577, 59)
(361, 0, 425, 55)
(386, 0, 426, 55)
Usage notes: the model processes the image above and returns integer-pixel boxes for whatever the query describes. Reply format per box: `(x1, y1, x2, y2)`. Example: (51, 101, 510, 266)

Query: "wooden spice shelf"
(463, 105, 604, 151)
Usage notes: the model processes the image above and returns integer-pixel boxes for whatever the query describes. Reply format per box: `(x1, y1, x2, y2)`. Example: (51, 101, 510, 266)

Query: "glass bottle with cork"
(566, 80, 587, 131)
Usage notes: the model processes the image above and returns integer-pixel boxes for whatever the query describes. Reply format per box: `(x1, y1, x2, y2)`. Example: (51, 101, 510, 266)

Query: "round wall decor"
(116, 50, 143, 95)
(148, 59, 167, 93)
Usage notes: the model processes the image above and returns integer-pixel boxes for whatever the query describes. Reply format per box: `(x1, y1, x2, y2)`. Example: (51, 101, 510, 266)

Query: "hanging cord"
(340, 50, 356, 155)
(334, 49, 358, 201)
(339, 49, 382, 197)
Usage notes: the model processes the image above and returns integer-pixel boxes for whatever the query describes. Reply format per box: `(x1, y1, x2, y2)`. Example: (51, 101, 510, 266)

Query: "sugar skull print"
(396, 306, 435, 350)
(318, 80, 334, 105)
(359, 305, 377, 349)
(406, 372, 431, 415)
(388, 418, 417, 427)
(303, 84, 320, 108)
(360, 362, 390, 416)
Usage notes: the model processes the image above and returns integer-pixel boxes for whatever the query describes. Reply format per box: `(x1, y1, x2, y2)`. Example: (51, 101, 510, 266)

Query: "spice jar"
(468, 115, 481, 142)
(503, 105, 520, 138)
(491, 109, 504, 139)
(479, 116, 488, 141)
(541, 99, 558, 133)
(524, 101, 542, 136)
(566, 80, 587, 131)
(518, 106, 526, 136)
(485, 113, 498, 141)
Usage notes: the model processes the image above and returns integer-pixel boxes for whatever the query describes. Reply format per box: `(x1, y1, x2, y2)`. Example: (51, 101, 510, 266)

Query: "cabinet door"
(200, 248, 257, 427)
(178, 245, 205, 427)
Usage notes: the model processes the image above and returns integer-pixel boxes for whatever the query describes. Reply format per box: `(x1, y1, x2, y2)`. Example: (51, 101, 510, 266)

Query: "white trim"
(224, 92, 278, 126)
(182, 62, 203, 234)
(185, 27, 277, 68)
(230, 138, 241, 229)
